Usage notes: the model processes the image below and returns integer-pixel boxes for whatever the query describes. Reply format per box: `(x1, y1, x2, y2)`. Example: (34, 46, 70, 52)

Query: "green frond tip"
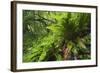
(38, 51, 46, 61)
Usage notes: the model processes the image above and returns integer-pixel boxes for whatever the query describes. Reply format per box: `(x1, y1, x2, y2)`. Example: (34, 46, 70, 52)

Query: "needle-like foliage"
(23, 10, 91, 62)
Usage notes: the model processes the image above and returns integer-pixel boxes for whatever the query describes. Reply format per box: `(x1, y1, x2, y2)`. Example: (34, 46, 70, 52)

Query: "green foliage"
(23, 10, 91, 62)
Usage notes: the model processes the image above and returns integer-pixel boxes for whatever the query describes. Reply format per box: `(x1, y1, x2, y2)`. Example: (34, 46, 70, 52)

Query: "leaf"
(38, 51, 46, 61)
(67, 41, 74, 49)
(78, 40, 86, 49)
(55, 54, 62, 61)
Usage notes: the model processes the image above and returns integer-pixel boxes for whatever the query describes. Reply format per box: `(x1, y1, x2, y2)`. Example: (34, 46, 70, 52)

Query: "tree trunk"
(62, 43, 70, 60)
(63, 48, 70, 60)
